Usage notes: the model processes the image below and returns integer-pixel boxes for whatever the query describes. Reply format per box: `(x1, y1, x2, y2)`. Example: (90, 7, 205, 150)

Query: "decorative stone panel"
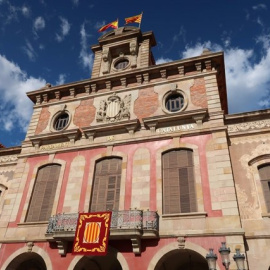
(96, 93, 131, 123)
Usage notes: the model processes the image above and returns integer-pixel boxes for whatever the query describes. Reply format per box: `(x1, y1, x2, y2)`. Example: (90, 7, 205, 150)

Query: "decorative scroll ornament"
(228, 120, 270, 132)
(96, 93, 131, 123)
(177, 237, 185, 249)
(0, 155, 18, 163)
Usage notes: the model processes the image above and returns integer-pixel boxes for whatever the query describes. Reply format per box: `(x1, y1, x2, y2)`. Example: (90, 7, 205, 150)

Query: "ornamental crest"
(96, 93, 131, 123)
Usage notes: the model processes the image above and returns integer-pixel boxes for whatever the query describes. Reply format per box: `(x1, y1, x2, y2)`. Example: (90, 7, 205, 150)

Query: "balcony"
(46, 210, 159, 255)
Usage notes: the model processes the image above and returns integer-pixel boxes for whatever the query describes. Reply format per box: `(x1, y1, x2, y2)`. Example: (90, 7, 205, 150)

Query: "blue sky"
(0, 0, 269, 147)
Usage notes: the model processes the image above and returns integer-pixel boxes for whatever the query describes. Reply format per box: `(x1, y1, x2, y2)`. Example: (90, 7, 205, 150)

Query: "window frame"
(50, 110, 71, 132)
(162, 89, 188, 114)
(162, 148, 197, 215)
(258, 163, 270, 213)
(25, 164, 61, 223)
(90, 157, 122, 212)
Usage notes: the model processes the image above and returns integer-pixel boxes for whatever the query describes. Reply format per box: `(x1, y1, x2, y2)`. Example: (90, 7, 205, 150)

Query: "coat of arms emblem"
(96, 93, 131, 123)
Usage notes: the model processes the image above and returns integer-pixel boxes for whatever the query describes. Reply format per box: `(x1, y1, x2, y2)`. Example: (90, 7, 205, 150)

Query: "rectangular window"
(26, 164, 61, 222)
(163, 149, 197, 214)
(90, 158, 122, 212)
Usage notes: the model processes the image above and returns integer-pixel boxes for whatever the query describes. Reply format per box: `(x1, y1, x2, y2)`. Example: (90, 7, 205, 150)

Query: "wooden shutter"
(163, 149, 197, 214)
(259, 165, 270, 212)
(90, 158, 122, 212)
(26, 164, 61, 222)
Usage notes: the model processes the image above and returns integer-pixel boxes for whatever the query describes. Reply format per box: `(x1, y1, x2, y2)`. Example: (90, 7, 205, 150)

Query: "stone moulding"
(82, 119, 140, 142)
(228, 119, 270, 133)
(0, 155, 18, 163)
(29, 128, 81, 149)
(26, 52, 224, 106)
(143, 108, 207, 132)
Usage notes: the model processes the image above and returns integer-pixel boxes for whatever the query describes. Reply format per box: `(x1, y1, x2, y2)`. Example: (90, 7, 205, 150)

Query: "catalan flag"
(98, 20, 118, 32)
(72, 212, 112, 256)
(125, 13, 143, 24)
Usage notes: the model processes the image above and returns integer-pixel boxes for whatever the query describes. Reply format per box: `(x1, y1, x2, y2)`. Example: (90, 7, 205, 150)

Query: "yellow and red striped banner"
(72, 212, 111, 255)
(98, 20, 118, 32)
(125, 13, 143, 24)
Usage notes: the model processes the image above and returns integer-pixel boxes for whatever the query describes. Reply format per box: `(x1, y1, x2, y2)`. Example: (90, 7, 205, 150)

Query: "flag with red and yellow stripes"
(125, 13, 143, 24)
(72, 212, 112, 256)
(98, 20, 118, 32)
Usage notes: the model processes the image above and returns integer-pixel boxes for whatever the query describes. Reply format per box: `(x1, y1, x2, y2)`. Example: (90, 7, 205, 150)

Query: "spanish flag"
(125, 13, 143, 24)
(98, 20, 118, 32)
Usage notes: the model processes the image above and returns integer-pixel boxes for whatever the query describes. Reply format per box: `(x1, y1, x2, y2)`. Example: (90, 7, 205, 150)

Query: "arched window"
(26, 164, 61, 222)
(0, 183, 8, 214)
(90, 157, 122, 212)
(258, 164, 270, 212)
(162, 149, 197, 214)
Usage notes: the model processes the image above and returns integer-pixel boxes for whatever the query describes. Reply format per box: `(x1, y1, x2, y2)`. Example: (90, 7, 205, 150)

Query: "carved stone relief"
(228, 120, 270, 133)
(0, 155, 18, 163)
(96, 93, 131, 123)
(238, 143, 270, 219)
(0, 170, 14, 181)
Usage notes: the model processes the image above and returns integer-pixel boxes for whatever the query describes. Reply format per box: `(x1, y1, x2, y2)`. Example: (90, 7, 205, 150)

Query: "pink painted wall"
(10, 133, 222, 227)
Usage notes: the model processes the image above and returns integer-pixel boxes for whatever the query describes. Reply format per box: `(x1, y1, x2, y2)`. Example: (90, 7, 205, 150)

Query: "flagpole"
(139, 11, 143, 28)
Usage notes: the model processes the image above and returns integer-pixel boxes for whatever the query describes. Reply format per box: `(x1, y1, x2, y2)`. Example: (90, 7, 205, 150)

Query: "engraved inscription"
(156, 124, 195, 134)
(40, 142, 70, 150)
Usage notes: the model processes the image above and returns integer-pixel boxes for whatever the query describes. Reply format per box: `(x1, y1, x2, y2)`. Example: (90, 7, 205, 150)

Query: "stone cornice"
(29, 128, 81, 149)
(143, 109, 207, 132)
(82, 119, 140, 141)
(19, 125, 226, 158)
(26, 52, 225, 106)
(227, 119, 270, 135)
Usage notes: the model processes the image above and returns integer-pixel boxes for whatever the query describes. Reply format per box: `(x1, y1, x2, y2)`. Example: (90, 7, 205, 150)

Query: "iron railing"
(46, 210, 158, 234)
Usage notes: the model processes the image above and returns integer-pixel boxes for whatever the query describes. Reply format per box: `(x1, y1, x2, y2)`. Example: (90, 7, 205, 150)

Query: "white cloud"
(56, 17, 71, 42)
(33, 16, 45, 31)
(72, 0, 79, 5)
(1, 2, 31, 24)
(94, 20, 106, 30)
(79, 23, 93, 71)
(156, 57, 173, 65)
(252, 4, 267, 10)
(182, 41, 223, 59)
(22, 40, 37, 61)
(257, 17, 264, 27)
(21, 5, 30, 17)
(0, 54, 45, 132)
(181, 36, 270, 113)
(56, 74, 66, 85)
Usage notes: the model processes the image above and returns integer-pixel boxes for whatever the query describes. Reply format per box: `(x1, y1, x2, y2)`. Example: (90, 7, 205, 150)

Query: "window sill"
(162, 212, 207, 219)
(17, 221, 48, 227)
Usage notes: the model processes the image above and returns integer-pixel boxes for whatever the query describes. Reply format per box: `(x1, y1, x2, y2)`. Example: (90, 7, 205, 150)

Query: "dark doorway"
(154, 249, 208, 270)
(6, 252, 46, 270)
(74, 254, 122, 270)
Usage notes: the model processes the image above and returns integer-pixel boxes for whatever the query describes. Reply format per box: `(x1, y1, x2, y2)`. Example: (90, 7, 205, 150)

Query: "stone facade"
(0, 26, 268, 269)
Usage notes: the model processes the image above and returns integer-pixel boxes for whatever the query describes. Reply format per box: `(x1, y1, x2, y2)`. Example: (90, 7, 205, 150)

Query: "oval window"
(165, 93, 184, 112)
(54, 112, 69, 131)
(114, 59, 129, 70)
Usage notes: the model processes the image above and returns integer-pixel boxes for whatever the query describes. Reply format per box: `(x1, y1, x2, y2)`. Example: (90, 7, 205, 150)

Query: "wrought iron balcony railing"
(46, 210, 159, 234)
